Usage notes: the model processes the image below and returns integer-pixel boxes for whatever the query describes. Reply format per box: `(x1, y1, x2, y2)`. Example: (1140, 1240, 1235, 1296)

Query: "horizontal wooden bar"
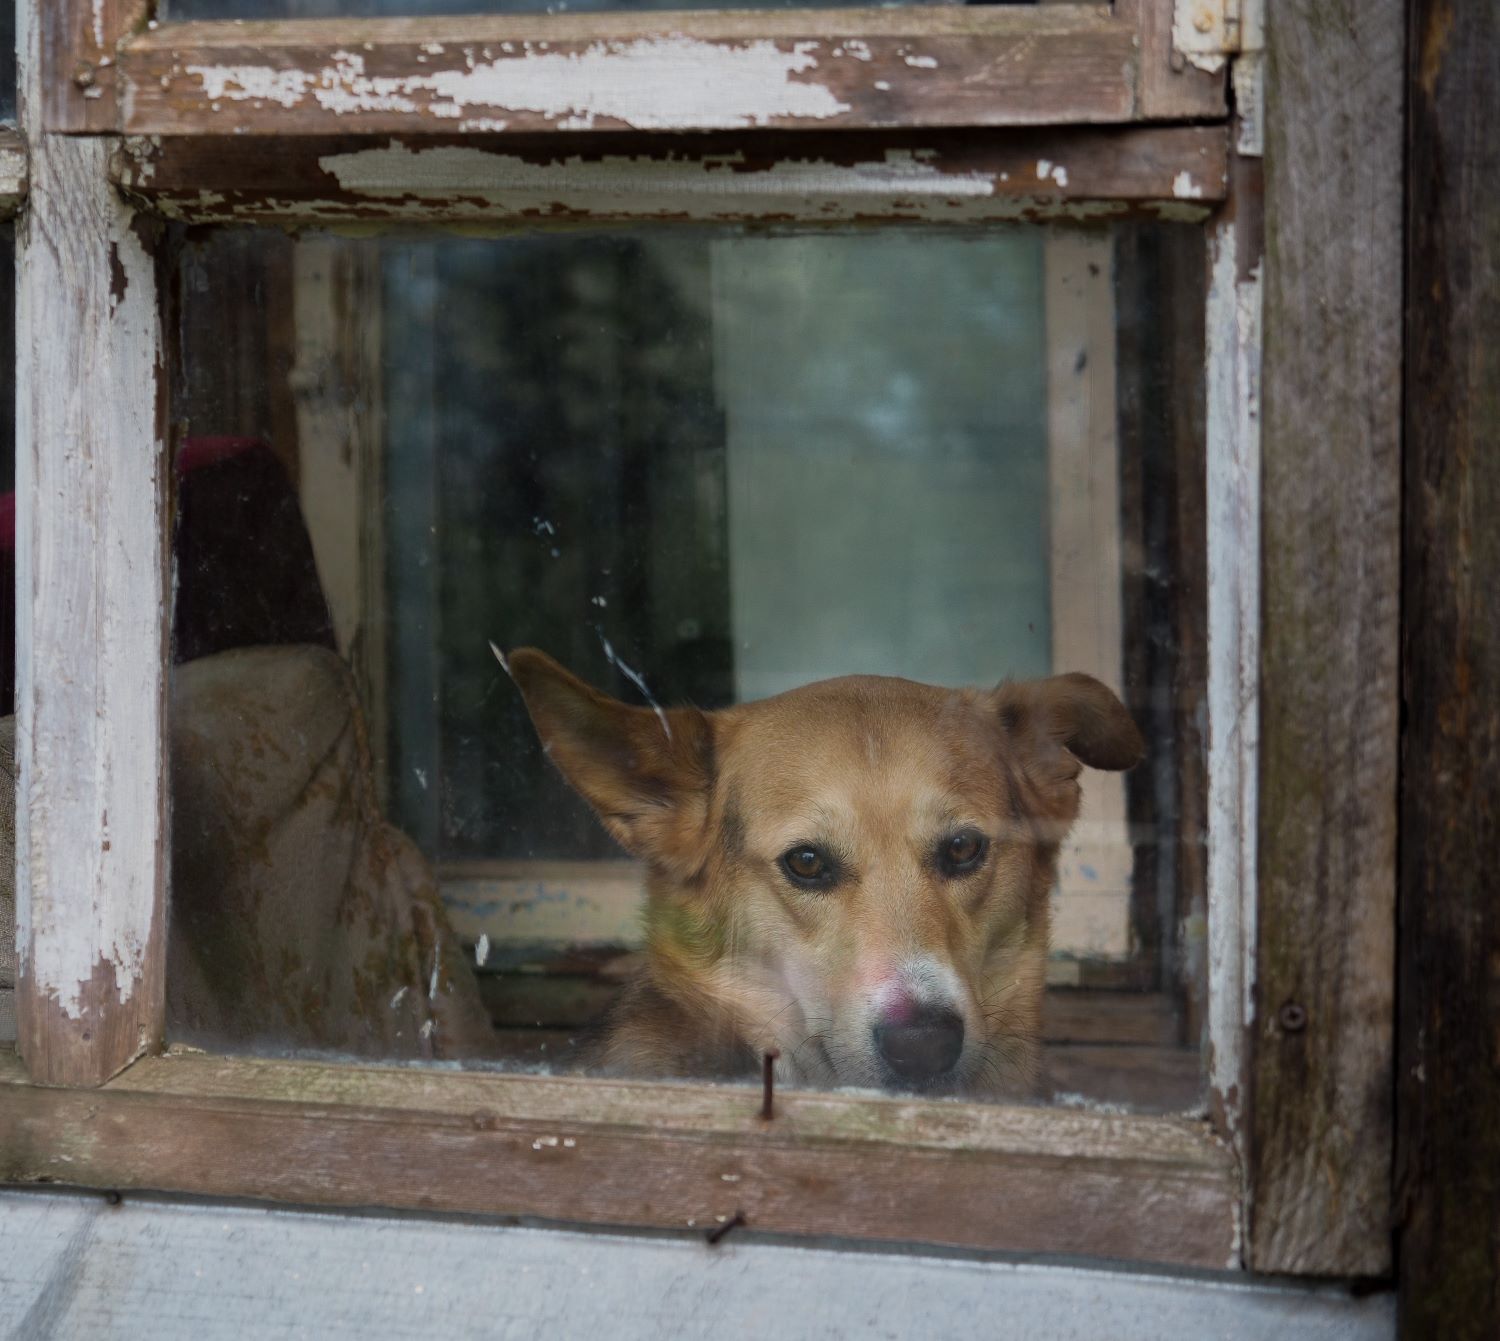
(114, 125, 1226, 227)
(112, 7, 1159, 138)
(0, 1047, 1238, 1268)
(0, 130, 27, 218)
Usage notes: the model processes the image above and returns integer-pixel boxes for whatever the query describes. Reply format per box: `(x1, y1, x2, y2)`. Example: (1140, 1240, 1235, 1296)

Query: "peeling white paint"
(1172, 0, 1231, 74)
(16, 44, 167, 1028)
(186, 63, 315, 109)
(1172, 170, 1204, 200)
(185, 38, 851, 131)
(305, 142, 1125, 228)
(320, 142, 993, 204)
(1036, 159, 1069, 189)
(1205, 213, 1262, 1225)
(902, 53, 939, 69)
(1232, 49, 1265, 158)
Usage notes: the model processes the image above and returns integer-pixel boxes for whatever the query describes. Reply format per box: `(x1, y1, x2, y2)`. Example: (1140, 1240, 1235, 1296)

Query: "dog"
(506, 648, 1143, 1097)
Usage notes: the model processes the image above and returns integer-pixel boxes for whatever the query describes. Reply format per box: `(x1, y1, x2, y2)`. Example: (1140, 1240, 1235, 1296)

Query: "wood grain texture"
(113, 9, 1149, 138)
(1252, 0, 1402, 1277)
(15, 3, 170, 1087)
(0, 1049, 1239, 1268)
(1116, 0, 1228, 120)
(37, 0, 151, 132)
(114, 125, 1228, 228)
(1396, 1, 1500, 1333)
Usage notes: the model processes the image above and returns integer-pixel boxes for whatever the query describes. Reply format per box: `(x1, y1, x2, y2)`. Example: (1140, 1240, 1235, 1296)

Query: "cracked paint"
(184, 38, 851, 131)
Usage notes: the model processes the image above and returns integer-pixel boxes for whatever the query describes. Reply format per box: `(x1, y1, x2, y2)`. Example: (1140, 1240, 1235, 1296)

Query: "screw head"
(1278, 1002, 1308, 1033)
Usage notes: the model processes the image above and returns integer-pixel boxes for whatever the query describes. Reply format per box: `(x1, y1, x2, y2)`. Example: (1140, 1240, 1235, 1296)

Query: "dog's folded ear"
(993, 673, 1145, 776)
(506, 648, 715, 875)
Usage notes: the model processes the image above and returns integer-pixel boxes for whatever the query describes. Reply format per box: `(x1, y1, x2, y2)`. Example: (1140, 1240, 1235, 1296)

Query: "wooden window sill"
(0, 1045, 1237, 1268)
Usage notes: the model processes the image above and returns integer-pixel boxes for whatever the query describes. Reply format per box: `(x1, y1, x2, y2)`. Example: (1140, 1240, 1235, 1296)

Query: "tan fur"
(507, 650, 1143, 1097)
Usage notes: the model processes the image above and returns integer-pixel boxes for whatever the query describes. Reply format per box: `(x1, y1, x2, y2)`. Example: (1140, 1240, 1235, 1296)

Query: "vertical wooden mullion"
(1397, 2, 1500, 1333)
(1203, 156, 1261, 1193)
(1044, 231, 1133, 967)
(1250, 0, 1402, 1277)
(15, 0, 169, 1087)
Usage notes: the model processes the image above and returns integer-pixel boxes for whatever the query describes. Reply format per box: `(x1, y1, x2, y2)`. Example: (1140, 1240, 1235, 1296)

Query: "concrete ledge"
(0, 1189, 1392, 1340)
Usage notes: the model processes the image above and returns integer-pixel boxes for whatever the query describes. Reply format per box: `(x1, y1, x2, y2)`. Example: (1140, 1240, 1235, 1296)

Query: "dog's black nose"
(874, 1006, 965, 1082)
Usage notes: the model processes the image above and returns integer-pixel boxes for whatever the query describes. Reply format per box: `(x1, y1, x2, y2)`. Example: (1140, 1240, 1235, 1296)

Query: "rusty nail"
(706, 1210, 746, 1246)
(761, 1048, 780, 1121)
(1278, 1002, 1307, 1033)
(73, 62, 96, 89)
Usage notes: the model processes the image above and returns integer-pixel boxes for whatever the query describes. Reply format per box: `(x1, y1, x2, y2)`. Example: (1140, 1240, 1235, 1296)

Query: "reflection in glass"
(0, 4, 14, 124)
(166, 221, 1207, 1111)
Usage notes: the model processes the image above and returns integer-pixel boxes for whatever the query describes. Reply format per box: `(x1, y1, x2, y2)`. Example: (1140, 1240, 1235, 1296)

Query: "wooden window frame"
(48, 1, 1224, 139)
(0, 0, 1403, 1285)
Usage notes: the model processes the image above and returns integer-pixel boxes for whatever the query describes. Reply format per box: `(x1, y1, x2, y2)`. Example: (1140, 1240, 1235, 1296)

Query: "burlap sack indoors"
(0, 645, 494, 1060)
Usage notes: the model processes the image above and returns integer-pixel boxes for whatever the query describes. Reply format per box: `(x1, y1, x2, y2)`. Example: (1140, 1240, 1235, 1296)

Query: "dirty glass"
(166, 220, 1207, 1113)
(0, 5, 14, 124)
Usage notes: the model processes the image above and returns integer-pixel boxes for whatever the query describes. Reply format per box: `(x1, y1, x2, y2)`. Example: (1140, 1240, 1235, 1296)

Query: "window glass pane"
(167, 219, 1207, 1113)
(0, 5, 14, 124)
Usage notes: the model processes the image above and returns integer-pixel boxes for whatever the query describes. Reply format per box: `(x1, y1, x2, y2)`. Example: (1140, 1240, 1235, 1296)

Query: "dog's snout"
(873, 1005, 965, 1082)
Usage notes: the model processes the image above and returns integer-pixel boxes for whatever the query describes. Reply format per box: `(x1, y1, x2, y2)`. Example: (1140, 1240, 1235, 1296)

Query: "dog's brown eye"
(940, 830, 988, 875)
(781, 845, 834, 887)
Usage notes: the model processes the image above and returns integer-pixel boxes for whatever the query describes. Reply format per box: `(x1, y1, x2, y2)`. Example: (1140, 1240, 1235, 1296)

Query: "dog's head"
(507, 649, 1143, 1095)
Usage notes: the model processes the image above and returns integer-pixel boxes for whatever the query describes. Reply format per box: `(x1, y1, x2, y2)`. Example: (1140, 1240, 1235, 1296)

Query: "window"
(167, 217, 1209, 1116)
(3, 0, 1402, 1287)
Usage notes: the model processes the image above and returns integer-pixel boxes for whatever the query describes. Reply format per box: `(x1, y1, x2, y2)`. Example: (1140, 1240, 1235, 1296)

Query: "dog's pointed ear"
(993, 673, 1145, 784)
(506, 648, 714, 873)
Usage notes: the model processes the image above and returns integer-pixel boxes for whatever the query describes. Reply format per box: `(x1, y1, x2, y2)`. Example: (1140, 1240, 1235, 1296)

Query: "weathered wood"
(0, 130, 27, 218)
(38, 0, 150, 133)
(1251, 0, 1402, 1277)
(1117, 0, 1228, 120)
(114, 125, 1228, 227)
(114, 9, 1154, 138)
(1045, 229, 1133, 962)
(0, 1048, 1238, 1268)
(1204, 150, 1262, 1171)
(1396, 1, 1500, 1333)
(14, 0, 170, 1088)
